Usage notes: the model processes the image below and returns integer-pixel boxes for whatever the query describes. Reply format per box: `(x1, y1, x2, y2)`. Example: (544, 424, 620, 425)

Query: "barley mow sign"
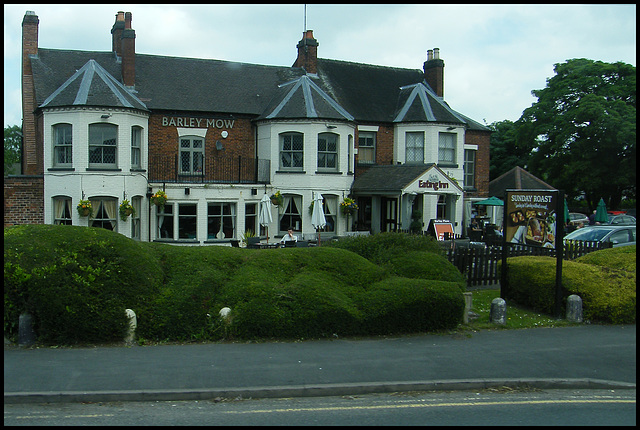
(162, 116, 235, 129)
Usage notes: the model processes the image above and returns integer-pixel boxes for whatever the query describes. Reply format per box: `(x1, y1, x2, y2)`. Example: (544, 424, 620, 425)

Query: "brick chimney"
(293, 30, 319, 74)
(423, 47, 444, 98)
(21, 11, 42, 175)
(121, 11, 136, 87)
(111, 11, 125, 57)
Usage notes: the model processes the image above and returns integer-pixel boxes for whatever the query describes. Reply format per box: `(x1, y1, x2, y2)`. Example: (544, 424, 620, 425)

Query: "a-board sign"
(427, 219, 454, 241)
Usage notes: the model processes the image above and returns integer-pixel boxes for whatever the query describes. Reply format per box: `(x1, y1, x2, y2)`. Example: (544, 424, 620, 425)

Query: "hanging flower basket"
(340, 197, 358, 216)
(270, 190, 283, 207)
(151, 190, 168, 207)
(77, 199, 93, 218)
(119, 199, 136, 221)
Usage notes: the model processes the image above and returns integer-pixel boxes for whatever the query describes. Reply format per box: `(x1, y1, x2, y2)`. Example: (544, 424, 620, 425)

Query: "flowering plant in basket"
(77, 199, 93, 217)
(151, 190, 168, 207)
(340, 197, 358, 216)
(119, 199, 136, 221)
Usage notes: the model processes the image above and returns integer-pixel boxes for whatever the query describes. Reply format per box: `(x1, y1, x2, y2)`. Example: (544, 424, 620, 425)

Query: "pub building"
(9, 10, 491, 244)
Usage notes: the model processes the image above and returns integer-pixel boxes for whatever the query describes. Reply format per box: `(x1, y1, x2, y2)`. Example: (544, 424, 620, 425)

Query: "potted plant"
(340, 197, 358, 216)
(119, 199, 136, 221)
(151, 190, 168, 207)
(270, 190, 283, 207)
(77, 199, 93, 217)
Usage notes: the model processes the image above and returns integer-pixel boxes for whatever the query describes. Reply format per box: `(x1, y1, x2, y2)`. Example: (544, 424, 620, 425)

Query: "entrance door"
(381, 197, 397, 232)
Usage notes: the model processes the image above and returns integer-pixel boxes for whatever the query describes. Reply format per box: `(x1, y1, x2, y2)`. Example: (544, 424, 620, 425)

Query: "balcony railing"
(149, 155, 270, 184)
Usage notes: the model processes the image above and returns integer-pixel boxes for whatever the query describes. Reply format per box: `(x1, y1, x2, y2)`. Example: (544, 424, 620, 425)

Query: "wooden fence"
(443, 240, 613, 286)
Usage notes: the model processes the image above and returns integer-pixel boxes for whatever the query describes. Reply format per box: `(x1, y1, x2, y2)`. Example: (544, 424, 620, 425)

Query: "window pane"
(406, 132, 424, 163)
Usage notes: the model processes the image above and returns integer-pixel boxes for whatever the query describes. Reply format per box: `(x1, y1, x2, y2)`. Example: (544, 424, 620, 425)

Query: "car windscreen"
(565, 228, 612, 241)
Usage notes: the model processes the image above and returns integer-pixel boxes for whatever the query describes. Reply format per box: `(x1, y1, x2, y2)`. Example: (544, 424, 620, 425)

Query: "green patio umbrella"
(594, 198, 608, 223)
(474, 196, 504, 206)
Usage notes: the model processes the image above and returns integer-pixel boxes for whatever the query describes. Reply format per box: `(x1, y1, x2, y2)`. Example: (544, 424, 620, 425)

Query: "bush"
(325, 232, 443, 264)
(4, 226, 466, 344)
(4, 225, 162, 344)
(500, 246, 636, 324)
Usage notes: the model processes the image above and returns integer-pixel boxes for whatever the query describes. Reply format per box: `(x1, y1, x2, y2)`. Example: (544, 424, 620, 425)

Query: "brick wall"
(148, 113, 255, 158)
(465, 129, 491, 197)
(3, 176, 44, 225)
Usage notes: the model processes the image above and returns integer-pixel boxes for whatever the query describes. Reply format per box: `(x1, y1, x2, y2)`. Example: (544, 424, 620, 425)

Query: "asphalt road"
(4, 324, 636, 404)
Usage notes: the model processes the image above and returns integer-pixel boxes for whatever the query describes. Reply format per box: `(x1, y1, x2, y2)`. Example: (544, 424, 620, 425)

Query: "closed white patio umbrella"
(259, 193, 273, 242)
(311, 192, 326, 246)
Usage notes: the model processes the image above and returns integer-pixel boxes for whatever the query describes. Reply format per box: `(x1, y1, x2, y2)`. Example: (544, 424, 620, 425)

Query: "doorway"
(381, 197, 397, 232)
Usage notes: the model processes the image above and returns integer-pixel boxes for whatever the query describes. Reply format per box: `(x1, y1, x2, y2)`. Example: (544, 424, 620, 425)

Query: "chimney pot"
(434, 48, 440, 59)
(427, 49, 433, 61)
(125, 12, 132, 29)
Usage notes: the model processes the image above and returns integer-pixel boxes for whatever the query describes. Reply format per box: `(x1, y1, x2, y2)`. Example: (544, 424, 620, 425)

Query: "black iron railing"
(148, 155, 270, 184)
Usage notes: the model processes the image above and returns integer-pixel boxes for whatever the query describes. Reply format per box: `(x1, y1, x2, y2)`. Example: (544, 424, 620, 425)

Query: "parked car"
(606, 214, 636, 225)
(568, 212, 589, 226)
(564, 225, 636, 248)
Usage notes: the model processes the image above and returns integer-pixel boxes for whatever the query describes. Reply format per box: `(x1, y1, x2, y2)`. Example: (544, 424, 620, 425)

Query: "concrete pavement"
(4, 325, 636, 404)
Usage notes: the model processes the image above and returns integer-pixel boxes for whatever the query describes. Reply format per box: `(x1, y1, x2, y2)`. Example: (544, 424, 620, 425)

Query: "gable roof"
(39, 59, 147, 111)
(30, 48, 489, 129)
(489, 166, 556, 198)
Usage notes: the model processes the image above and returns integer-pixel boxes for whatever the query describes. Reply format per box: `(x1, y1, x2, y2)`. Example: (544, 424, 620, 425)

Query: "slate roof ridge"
(133, 51, 291, 70)
(319, 57, 422, 73)
(39, 58, 148, 111)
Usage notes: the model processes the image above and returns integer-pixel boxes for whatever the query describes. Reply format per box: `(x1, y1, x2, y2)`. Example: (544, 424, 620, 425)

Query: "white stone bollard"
(125, 309, 137, 343)
(463, 292, 473, 323)
(489, 298, 506, 325)
(566, 294, 583, 322)
(219, 307, 232, 322)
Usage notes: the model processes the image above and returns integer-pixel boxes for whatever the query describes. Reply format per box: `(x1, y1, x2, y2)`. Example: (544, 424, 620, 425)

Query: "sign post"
(501, 189, 564, 316)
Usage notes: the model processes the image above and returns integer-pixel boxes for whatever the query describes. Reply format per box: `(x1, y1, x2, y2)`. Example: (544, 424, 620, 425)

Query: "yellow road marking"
(222, 398, 636, 414)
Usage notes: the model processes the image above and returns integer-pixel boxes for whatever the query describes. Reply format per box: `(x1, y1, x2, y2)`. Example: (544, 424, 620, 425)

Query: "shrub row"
(500, 246, 636, 324)
(4, 226, 465, 344)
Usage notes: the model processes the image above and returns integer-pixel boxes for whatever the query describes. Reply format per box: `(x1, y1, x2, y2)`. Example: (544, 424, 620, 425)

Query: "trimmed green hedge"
(4, 225, 162, 344)
(4, 226, 465, 344)
(500, 246, 636, 324)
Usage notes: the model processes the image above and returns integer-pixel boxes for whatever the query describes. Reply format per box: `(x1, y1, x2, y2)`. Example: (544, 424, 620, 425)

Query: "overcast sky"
(4, 4, 637, 128)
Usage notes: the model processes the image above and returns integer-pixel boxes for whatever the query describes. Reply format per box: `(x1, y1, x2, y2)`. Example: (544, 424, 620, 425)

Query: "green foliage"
(501, 246, 636, 324)
(4, 225, 162, 344)
(4, 124, 22, 175)
(5, 226, 465, 345)
(488, 119, 534, 180)
(325, 232, 443, 264)
(520, 58, 636, 208)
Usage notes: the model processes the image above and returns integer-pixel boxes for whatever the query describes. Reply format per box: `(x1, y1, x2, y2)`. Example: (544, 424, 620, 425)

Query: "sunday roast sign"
(504, 189, 559, 249)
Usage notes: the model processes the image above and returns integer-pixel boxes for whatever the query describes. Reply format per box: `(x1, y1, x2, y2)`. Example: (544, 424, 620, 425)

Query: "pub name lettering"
(162, 117, 235, 129)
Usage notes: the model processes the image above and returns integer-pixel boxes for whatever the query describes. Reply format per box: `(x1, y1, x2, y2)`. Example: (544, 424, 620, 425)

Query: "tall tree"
(519, 59, 636, 210)
(489, 119, 535, 180)
(4, 125, 22, 175)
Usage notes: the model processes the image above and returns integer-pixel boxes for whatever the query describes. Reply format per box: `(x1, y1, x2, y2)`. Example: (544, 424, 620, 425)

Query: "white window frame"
(131, 126, 142, 169)
(180, 136, 204, 175)
(280, 132, 304, 171)
(438, 132, 457, 165)
(207, 202, 237, 240)
(89, 124, 118, 168)
(358, 131, 376, 164)
(317, 132, 339, 171)
(405, 132, 424, 164)
(53, 196, 72, 225)
(464, 149, 476, 189)
(53, 124, 73, 167)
